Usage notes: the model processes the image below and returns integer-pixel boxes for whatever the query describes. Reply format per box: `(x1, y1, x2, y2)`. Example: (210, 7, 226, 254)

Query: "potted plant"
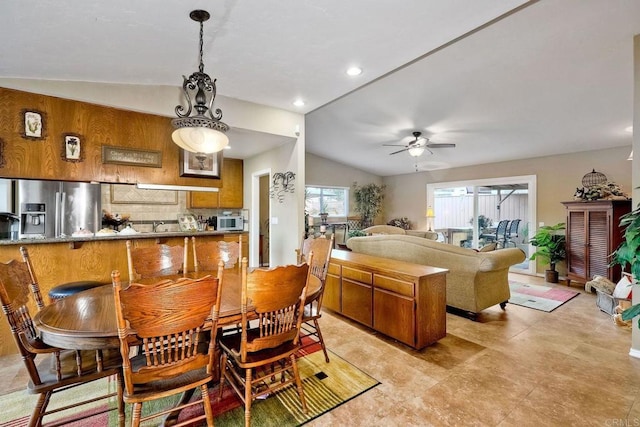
(352, 182, 385, 228)
(609, 204, 640, 325)
(529, 223, 566, 283)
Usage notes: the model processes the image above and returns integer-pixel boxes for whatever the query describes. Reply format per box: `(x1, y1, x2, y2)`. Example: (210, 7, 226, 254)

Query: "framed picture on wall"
(22, 109, 46, 140)
(62, 133, 83, 162)
(179, 149, 223, 178)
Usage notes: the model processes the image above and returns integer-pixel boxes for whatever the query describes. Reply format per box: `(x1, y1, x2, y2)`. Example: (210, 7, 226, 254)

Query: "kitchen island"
(0, 231, 248, 356)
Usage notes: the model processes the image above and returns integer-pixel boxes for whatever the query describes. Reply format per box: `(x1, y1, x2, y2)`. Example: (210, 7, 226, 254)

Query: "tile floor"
(1, 272, 639, 426)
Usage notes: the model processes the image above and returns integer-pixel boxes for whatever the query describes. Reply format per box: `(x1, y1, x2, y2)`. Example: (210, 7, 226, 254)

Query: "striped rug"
(0, 345, 378, 426)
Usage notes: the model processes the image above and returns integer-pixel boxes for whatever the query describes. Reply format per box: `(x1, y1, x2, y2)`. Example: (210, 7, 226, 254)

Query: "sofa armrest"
(477, 248, 526, 271)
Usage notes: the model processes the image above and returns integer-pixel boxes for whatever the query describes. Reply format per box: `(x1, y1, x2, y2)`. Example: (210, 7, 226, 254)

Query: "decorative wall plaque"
(21, 109, 46, 140)
(62, 133, 84, 162)
(101, 145, 162, 168)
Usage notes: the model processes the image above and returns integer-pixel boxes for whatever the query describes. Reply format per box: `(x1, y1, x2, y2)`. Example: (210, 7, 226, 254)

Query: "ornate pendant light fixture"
(172, 10, 229, 154)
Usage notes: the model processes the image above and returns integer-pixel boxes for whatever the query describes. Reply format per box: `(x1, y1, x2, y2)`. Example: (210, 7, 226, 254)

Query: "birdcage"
(581, 169, 607, 188)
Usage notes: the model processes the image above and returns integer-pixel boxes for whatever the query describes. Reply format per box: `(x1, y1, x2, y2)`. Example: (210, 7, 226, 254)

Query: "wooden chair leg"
(116, 371, 125, 427)
(218, 353, 228, 402)
(314, 319, 330, 363)
(132, 402, 143, 427)
(201, 384, 215, 426)
(291, 354, 307, 413)
(245, 368, 253, 427)
(30, 391, 52, 427)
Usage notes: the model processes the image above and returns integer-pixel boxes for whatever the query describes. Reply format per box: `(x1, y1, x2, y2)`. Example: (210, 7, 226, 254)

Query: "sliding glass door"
(427, 175, 536, 275)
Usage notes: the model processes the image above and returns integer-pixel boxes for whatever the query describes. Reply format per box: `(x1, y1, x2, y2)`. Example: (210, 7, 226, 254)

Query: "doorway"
(251, 169, 271, 268)
(427, 175, 536, 275)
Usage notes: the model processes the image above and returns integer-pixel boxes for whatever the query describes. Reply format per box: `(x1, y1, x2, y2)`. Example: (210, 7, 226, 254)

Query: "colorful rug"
(0, 345, 378, 427)
(509, 282, 579, 312)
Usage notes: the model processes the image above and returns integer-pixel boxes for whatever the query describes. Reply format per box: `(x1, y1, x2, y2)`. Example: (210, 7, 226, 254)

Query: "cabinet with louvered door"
(562, 200, 631, 285)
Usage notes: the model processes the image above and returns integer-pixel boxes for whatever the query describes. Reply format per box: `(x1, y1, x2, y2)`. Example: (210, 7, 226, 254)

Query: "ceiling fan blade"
(382, 143, 408, 147)
(426, 143, 456, 148)
(389, 148, 409, 155)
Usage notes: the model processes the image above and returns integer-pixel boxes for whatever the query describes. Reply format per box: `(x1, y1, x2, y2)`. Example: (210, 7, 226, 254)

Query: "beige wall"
(305, 152, 384, 219)
(307, 148, 632, 270)
(383, 146, 632, 275)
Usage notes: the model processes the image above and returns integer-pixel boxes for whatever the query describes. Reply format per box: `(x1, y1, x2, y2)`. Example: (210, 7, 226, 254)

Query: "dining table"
(33, 269, 321, 351)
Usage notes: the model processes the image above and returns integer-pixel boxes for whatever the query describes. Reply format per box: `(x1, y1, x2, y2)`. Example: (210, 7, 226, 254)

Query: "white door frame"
(250, 168, 271, 269)
(427, 174, 537, 275)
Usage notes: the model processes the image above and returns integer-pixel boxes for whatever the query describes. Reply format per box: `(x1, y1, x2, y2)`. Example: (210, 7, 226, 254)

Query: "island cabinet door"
(373, 274, 415, 347)
(341, 266, 372, 326)
(323, 263, 342, 312)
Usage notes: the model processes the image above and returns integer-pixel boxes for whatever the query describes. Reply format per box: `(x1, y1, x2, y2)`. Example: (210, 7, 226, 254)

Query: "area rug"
(0, 345, 379, 427)
(509, 282, 579, 312)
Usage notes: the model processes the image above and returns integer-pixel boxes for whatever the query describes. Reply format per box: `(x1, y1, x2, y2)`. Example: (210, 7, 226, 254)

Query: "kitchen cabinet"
(188, 158, 244, 209)
(373, 275, 415, 346)
(323, 262, 341, 312)
(562, 200, 631, 285)
(326, 250, 447, 349)
(341, 266, 373, 326)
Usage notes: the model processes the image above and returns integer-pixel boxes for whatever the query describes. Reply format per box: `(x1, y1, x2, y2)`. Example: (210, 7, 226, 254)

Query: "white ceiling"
(1, 0, 638, 176)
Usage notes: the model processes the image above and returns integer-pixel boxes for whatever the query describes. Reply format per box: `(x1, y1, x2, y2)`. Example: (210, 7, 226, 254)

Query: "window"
(305, 186, 348, 217)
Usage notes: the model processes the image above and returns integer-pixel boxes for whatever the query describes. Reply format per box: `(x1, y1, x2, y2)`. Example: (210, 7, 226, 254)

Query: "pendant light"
(172, 10, 229, 154)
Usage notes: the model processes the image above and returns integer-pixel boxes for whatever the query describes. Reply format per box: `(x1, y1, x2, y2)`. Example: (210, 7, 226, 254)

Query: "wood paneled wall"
(0, 87, 221, 188)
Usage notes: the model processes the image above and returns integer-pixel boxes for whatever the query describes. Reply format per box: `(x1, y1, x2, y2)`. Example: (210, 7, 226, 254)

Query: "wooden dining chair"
(112, 262, 224, 427)
(295, 235, 334, 362)
(192, 234, 243, 272)
(17, 246, 46, 310)
(126, 238, 188, 281)
(0, 258, 125, 427)
(20, 246, 106, 307)
(218, 257, 311, 427)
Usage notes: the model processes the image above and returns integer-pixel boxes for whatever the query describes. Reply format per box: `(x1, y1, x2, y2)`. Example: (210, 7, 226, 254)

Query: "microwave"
(217, 215, 244, 231)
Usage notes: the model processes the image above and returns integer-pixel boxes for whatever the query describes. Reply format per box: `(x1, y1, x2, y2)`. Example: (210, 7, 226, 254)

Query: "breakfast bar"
(0, 231, 248, 356)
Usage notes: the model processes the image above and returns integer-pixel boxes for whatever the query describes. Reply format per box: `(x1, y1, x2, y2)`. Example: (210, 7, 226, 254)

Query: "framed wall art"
(21, 109, 46, 140)
(62, 133, 84, 162)
(102, 145, 162, 168)
(179, 149, 222, 178)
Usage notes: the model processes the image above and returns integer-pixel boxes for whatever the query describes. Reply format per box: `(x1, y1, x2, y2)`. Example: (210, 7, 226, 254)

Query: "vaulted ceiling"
(1, 1, 638, 175)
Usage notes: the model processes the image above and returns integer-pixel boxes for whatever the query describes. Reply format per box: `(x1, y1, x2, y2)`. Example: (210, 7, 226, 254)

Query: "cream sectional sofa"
(346, 234, 526, 318)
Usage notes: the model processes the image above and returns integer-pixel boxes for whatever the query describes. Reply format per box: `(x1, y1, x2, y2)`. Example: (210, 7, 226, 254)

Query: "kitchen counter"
(0, 230, 248, 246)
(0, 230, 249, 356)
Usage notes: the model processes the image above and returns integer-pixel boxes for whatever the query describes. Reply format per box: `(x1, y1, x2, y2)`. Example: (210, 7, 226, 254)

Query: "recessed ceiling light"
(224, 145, 231, 150)
(293, 99, 305, 107)
(346, 67, 362, 76)
(625, 126, 633, 133)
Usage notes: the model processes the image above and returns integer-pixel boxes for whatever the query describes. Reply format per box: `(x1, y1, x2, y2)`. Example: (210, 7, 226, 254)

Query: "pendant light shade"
(171, 127, 229, 154)
(172, 10, 229, 154)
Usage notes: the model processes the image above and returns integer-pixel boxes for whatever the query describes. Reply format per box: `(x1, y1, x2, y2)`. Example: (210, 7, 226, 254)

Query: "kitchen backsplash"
(102, 184, 237, 233)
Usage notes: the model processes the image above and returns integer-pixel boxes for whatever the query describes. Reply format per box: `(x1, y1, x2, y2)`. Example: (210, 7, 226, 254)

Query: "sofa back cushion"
(361, 225, 406, 235)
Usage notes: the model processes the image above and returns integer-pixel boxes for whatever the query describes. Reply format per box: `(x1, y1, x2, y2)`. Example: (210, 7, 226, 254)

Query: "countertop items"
(0, 230, 248, 246)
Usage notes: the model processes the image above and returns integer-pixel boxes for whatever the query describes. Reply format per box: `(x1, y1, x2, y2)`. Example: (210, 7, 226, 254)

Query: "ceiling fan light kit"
(385, 131, 456, 158)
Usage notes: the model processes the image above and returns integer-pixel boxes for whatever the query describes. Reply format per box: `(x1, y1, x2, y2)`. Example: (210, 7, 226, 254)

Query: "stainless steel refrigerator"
(17, 180, 101, 238)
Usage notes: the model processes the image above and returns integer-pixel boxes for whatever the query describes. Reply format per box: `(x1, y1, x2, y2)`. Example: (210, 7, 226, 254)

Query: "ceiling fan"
(384, 131, 456, 157)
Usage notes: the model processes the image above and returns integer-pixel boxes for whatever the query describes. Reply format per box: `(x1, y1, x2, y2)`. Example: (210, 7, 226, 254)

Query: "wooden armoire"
(562, 200, 631, 285)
